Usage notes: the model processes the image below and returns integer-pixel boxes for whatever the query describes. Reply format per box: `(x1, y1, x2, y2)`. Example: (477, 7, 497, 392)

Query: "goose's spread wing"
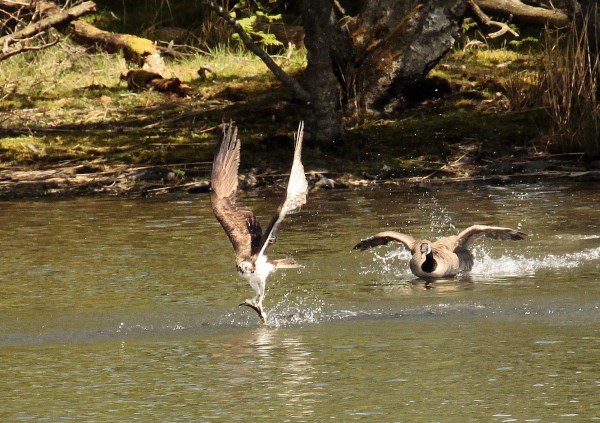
(353, 231, 417, 252)
(457, 225, 526, 249)
(256, 121, 309, 257)
(211, 122, 262, 260)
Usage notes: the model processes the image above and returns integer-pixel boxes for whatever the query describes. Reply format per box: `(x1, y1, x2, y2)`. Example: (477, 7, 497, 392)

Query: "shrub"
(538, 8, 600, 157)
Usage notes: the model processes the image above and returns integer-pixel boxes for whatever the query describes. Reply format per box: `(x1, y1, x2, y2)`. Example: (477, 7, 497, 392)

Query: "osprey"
(210, 121, 308, 323)
(354, 225, 526, 279)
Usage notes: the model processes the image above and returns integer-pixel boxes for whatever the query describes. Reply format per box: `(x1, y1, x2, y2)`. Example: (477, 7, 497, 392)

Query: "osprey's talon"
(239, 300, 267, 323)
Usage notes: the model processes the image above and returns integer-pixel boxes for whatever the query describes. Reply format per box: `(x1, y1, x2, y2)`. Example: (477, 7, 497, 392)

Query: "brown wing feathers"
(211, 122, 239, 198)
(353, 231, 417, 252)
(211, 121, 308, 261)
(211, 122, 262, 260)
(457, 225, 526, 249)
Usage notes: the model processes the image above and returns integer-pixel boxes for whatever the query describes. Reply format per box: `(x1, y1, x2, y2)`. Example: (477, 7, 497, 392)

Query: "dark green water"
(1, 182, 599, 421)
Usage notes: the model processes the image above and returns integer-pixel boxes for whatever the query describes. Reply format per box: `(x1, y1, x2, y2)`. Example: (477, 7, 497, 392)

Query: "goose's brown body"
(354, 225, 526, 279)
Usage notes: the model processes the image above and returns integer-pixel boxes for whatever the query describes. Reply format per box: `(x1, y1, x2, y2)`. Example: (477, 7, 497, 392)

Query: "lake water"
(1, 182, 599, 421)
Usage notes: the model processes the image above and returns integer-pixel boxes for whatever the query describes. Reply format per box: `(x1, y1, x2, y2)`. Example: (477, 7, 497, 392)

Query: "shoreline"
(1, 159, 598, 200)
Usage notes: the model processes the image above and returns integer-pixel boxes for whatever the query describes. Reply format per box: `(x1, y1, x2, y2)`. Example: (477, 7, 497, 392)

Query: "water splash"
(471, 246, 600, 278)
(268, 291, 327, 327)
(220, 300, 359, 328)
(417, 194, 456, 236)
(361, 245, 600, 280)
(359, 248, 413, 280)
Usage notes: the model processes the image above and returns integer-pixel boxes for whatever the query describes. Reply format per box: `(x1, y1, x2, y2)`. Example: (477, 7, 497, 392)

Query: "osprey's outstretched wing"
(256, 121, 309, 257)
(210, 122, 262, 261)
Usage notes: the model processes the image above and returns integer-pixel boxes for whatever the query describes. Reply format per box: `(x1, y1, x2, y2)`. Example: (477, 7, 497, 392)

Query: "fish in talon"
(239, 299, 267, 324)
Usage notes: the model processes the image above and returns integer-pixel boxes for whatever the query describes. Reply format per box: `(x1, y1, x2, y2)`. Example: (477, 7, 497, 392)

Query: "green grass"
(0, 38, 564, 176)
(0, 40, 305, 117)
(0, 41, 309, 166)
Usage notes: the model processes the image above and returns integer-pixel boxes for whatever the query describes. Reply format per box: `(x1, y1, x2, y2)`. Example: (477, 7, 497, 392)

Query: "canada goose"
(354, 225, 526, 279)
(210, 121, 308, 323)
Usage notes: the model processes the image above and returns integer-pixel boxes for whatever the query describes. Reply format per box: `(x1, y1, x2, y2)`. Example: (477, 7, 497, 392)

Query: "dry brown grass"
(538, 9, 600, 156)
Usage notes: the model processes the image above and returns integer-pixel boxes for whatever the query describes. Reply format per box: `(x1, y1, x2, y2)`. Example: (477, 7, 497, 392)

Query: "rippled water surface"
(1, 182, 599, 421)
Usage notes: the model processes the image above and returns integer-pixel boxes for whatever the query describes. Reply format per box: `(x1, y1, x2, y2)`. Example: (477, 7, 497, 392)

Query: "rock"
(522, 160, 549, 173)
(346, 179, 373, 187)
(238, 173, 258, 189)
(490, 161, 514, 175)
(187, 180, 211, 193)
(314, 175, 337, 189)
(487, 175, 512, 184)
(127, 167, 170, 181)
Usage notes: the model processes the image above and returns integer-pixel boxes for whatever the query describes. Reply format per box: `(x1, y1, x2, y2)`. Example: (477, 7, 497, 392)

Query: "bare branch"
(0, 1, 30, 11)
(201, 0, 310, 103)
(0, 1, 29, 33)
(333, 0, 346, 15)
(467, 0, 519, 38)
(0, 1, 96, 52)
(0, 33, 59, 61)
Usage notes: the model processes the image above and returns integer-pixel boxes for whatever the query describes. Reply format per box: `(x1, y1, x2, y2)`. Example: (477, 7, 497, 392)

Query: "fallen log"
(474, 0, 570, 28)
(0, 0, 169, 74)
(70, 21, 168, 75)
(0, 1, 96, 58)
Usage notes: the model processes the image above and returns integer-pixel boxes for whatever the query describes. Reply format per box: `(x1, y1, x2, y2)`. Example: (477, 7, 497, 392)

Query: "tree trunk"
(300, 0, 346, 146)
(351, 0, 466, 115)
(205, 0, 465, 144)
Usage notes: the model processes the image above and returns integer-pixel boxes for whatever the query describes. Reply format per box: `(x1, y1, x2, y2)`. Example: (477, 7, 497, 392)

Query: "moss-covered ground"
(0, 40, 594, 197)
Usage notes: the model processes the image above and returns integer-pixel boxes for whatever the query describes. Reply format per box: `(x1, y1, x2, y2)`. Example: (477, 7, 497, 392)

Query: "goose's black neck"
(421, 251, 437, 273)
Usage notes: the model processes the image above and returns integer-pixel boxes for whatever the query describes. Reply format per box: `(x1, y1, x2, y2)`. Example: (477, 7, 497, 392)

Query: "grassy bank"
(0, 38, 595, 197)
